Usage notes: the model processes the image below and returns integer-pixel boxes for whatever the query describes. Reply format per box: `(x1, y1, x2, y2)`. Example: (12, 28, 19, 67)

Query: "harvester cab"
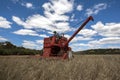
(42, 16, 94, 59)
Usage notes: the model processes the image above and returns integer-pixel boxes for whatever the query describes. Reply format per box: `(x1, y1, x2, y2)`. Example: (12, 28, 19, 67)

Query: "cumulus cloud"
(44, 12, 69, 22)
(12, 0, 74, 33)
(78, 29, 97, 37)
(76, 5, 83, 11)
(13, 15, 68, 35)
(64, 34, 93, 43)
(72, 36, 93, 43)
(0, 36, 8, 42)
(22, 40, 42, 50)
(71, 43, 89, 47)
(91, 21, 120, 37)
(21, 2, 34, 9)
(26, 3, 33, 8)
(12, 15, 52, 29)
(0, 16, 12, 28)
(39, 34, 48, 37)
(70, 42, 91, 51)
(36, 40, 43, 44)
(86, 3, 107, 16)
(70, 23, 120, 51)
(13, 29, 48, 37)
(42, 0, 74, 15)
(98, 37, 120, 44)
(70, 37, 120, 51)
(13, 29, 39, 36)
(12, 16, 25, 26)
(88, 37, 120, 49)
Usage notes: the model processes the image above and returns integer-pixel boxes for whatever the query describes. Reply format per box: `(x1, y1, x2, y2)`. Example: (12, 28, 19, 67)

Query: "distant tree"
(4, 41, 16, 49)
(74, 48, 120, 55)
(0, 41, 42, 55)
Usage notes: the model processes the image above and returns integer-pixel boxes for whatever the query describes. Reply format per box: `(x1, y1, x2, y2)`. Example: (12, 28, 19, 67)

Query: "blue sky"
(0, 0, 120, 51)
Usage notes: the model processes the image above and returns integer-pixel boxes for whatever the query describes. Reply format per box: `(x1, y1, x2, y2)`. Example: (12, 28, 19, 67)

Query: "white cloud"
(21, 2, 34, 9)
(70, 43, 90, 51)
(26, 3, 33, 8)
(44, 12, 69, 21)
(78, 29, 97, 37)
(47, 31, 54, 34)
(71, 36, 93, 43)
(99, 37, 120, 44)
(12, 15, 52, 29)
(11, 0, 34, 9)
(22, 40, 43, 50)
(86, 3, 107, 16)
(88, 37, 120, 49)
(91, 21, 120, 37)
(36, 40, 43, 44)
(39, 34, 49, 37)
(13, 29, 48, 37)
(72, 21, 120, 50)
(106, 46, 120, 49)
(64, 34, 70, 39)
(12, 0, 74, 33)
(42, 0, 74, 32)
(0, 16, 12, 28)
(12, 16, 26, 27)
(13, 29, 39, 36)
(71, 43, 89, 47)
(70, 36, 120, 51)
(70, 14, 77, 22)
(76, 5, 83, 11)
(12, 14, 70, 33)
(42, 0, 74, 15)
(0, 36, 8, 42)
(64, 34, 93, 43)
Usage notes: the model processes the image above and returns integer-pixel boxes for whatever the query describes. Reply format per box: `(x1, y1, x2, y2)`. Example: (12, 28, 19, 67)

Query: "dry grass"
(0, 55, 120, 80)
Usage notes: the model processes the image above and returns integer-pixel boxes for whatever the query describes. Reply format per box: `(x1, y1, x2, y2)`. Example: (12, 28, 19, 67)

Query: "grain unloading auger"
(42, 16, 94, 59)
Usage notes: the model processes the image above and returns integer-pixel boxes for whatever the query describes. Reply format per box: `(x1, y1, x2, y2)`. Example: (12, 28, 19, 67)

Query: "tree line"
(75, 48, 120, 54)
(0, 41, 42, 55)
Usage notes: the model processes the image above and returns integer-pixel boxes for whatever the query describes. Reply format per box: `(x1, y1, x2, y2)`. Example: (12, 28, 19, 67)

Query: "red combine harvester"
(42, 16, 94, 59)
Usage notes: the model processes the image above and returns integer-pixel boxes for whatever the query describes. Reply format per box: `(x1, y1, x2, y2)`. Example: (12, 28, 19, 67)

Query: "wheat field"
(0, 55, 120, 80)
